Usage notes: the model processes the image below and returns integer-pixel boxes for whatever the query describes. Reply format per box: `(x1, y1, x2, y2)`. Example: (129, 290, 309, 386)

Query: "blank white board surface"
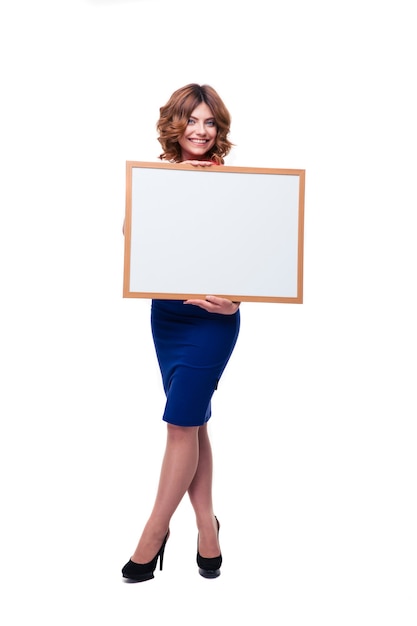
(123, 161, 305, 303)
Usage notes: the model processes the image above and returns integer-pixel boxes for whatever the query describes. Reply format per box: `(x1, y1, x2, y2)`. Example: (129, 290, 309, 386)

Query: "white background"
(0, 1, 416, 624)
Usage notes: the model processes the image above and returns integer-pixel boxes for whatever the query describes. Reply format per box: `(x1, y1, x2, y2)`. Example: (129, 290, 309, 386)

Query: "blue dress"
(151, 299, 240, 427)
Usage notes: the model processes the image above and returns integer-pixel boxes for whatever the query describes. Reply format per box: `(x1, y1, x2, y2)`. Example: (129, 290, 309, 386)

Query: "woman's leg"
(130, 423, 199, 563)
(187, 424, 221, 557)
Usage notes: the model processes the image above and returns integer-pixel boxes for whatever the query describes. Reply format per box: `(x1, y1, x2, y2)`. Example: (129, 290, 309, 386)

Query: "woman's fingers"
(184, 295, 240, 315)
(181, 160, 213, 166)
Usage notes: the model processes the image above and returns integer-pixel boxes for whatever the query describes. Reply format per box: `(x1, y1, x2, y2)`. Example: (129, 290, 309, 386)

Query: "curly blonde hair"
(157, 84, 233, 164)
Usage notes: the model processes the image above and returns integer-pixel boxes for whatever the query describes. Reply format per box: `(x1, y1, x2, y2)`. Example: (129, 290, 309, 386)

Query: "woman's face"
(178, 102, 217, 161)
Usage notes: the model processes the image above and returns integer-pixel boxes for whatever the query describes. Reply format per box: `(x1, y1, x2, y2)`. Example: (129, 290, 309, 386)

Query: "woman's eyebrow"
(189, 115, 215, 121)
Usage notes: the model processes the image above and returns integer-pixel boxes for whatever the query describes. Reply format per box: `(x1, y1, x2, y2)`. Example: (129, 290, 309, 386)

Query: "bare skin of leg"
(131, 424, 199, 563)
(130, 423, 220, 564)
(188, 424, 221, 557)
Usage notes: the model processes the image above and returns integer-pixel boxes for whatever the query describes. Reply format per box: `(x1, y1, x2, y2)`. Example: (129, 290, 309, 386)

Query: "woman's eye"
(187, 118, 195, 125)
(206, 120, 215, 127)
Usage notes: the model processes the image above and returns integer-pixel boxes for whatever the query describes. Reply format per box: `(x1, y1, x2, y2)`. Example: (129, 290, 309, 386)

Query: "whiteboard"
(123, 161, 305, 303)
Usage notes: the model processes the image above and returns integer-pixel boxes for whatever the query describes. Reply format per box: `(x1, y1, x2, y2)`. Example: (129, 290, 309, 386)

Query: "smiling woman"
(121, 84, 240, 583)
(178, 102, 217, 162)
(157, 83, 233, 165)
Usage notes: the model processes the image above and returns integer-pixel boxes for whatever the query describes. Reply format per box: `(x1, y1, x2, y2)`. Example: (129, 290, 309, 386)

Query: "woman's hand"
(184, 295, 240, 315)
(180, 160, 214, 167)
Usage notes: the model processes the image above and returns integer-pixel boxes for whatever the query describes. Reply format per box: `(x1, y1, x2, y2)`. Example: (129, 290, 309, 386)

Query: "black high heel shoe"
(122, 531, 169, 582)
(197, 517, 222, 578)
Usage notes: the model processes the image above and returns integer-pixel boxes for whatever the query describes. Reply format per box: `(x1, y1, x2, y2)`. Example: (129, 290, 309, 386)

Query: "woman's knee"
(166, 423, 199, 440)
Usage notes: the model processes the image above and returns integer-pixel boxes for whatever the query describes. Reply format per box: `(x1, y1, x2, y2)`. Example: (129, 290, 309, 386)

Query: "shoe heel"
(159, 541, 167, 571)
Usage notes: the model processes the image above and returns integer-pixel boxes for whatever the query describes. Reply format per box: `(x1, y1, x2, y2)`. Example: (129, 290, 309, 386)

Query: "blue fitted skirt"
(151, 300, 240, 427)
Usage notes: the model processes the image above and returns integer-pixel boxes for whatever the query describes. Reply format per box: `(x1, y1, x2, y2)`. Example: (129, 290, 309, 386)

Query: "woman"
(122, 84, 240, 582)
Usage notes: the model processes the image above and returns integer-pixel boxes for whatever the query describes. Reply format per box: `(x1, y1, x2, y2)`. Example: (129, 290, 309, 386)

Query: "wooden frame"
(123, 161, 305, 303)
